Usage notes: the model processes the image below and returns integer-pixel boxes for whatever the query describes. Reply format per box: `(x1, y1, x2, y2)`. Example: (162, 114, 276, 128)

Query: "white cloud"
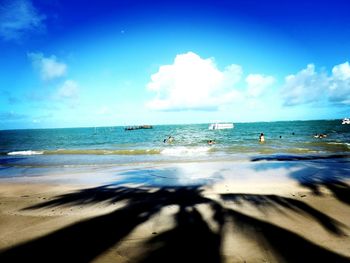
(332, 62, 350, 80)
(281, 62, 350, 106)
(329, 62, 350, 104)
(246, 74, 275, 97)
(28, 52, 67, 80)
(280, 64, 329, 106)
(0, 0, 45, 41)
(26, 53, 80, 108)
(56, 80, 79, 100)
(146, 52, 243, 111)
(146, 52, 350, 112)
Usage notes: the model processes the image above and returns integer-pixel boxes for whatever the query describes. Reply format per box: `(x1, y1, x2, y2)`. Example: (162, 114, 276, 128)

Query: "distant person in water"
(314, 134, 327, 139)
(207, 140, 215, 145)
(259, 133, 265, 142)
(164, 136, 174, 143)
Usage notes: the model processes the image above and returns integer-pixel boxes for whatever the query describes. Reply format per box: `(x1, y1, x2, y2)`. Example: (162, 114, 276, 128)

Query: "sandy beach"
(2, 0, 350, 260)
(0, 159, 350, 263)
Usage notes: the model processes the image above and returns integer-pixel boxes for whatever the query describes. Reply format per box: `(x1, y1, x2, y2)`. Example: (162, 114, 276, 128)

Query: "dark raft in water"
(125, 125, 153, 131)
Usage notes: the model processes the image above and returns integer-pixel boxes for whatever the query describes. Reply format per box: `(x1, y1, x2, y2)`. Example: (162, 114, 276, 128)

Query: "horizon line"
(0, 118, 345, 131)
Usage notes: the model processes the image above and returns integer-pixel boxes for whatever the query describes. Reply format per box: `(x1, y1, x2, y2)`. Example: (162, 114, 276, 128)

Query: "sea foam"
(161, 146, 211, 156)
(7, 150, 44, 156)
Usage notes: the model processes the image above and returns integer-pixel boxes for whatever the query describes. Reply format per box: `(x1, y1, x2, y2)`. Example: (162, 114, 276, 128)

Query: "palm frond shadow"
(138, 204, 223, 263)
(220, 193, 346, 235)
(1, 181, 349, 263)
(226, 207, 349, 263)
(251, 155, 350, 204)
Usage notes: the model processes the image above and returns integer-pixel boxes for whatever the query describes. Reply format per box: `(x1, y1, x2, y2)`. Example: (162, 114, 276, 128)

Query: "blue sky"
(1, 0, 350, 129)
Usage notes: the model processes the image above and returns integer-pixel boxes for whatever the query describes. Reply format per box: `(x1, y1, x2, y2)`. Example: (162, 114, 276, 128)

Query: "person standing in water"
(259, 133, 265, 142)
(164, 136, 174, 143)
(207, 140, 216, 145)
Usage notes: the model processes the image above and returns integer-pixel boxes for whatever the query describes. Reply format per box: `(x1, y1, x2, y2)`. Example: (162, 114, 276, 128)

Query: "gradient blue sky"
(1, 0, 350, 129)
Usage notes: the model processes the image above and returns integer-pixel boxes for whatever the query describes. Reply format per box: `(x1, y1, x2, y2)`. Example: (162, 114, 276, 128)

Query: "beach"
(1, 121, 349, 262)
(2, 0, 350, 260)
(1, 158, 350, 263)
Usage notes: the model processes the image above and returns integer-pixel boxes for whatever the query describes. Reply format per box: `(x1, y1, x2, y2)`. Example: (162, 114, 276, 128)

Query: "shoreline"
(1, 158, 350, 262)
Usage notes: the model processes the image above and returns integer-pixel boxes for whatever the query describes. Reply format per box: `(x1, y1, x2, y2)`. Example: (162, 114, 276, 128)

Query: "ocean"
(1, 120, 349, 167)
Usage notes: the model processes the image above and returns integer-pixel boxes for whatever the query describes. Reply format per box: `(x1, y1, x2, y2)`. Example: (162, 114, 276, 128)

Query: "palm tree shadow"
(0, 185, 217, 263)
(0, 186, 163, 262)
(251, 155, 350, 205)
(1, 182, 349, 262)
(323, 179, 350, 205)
(227, 208, 350, 263)
(287, 161, 350, 205)
(137, 205, 223, 263)
(220, 193, 346, 236)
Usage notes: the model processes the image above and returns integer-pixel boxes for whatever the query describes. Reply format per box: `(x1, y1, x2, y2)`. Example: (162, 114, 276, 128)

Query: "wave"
(7, 149, 161, 156)
(161, 146, 212, 156)
(6, 147, 215, 156)
(7, 151, 44, 156)
(5, 143, 349, 157)
(327, 142, 350, 148)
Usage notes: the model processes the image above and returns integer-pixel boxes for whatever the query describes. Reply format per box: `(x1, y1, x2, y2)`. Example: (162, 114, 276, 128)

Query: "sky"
(0, 0, 350, 129)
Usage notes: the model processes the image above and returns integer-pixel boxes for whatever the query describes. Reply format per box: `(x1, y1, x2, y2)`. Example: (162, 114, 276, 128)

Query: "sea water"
(0, 120, 349, 170)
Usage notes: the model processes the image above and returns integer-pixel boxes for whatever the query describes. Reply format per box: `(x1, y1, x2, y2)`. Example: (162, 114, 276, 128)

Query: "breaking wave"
(7, 151, 44, 156)
(7, 149, 161, 155)
(161, 146, 212, 156)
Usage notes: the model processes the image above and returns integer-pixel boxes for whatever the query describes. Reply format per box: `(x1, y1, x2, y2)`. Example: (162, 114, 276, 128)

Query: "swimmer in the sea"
(163, 136, 174, 143)
(314, 134, 327, 139)
(259, 133, 265, 142)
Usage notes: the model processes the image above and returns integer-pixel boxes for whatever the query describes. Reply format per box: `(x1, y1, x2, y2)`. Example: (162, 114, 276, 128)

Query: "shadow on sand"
(252, 154, 350, 205)
(1, 155, 350, 262)
(0, 172, 349, 263)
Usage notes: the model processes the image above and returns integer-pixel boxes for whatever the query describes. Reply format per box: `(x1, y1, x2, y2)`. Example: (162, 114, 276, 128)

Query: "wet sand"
(0, 159, 350, 262)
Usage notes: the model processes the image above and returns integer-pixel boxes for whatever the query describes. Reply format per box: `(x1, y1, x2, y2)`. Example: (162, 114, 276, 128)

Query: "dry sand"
(0, 161, 350, 263)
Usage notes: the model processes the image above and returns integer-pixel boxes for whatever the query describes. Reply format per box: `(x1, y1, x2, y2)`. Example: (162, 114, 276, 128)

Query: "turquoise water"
(0, 120, 350, 168)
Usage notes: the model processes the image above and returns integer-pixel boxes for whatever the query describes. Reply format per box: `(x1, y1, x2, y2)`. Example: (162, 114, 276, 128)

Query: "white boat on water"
(342, 118, 350, 124)
(208, 122, 234, 130)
